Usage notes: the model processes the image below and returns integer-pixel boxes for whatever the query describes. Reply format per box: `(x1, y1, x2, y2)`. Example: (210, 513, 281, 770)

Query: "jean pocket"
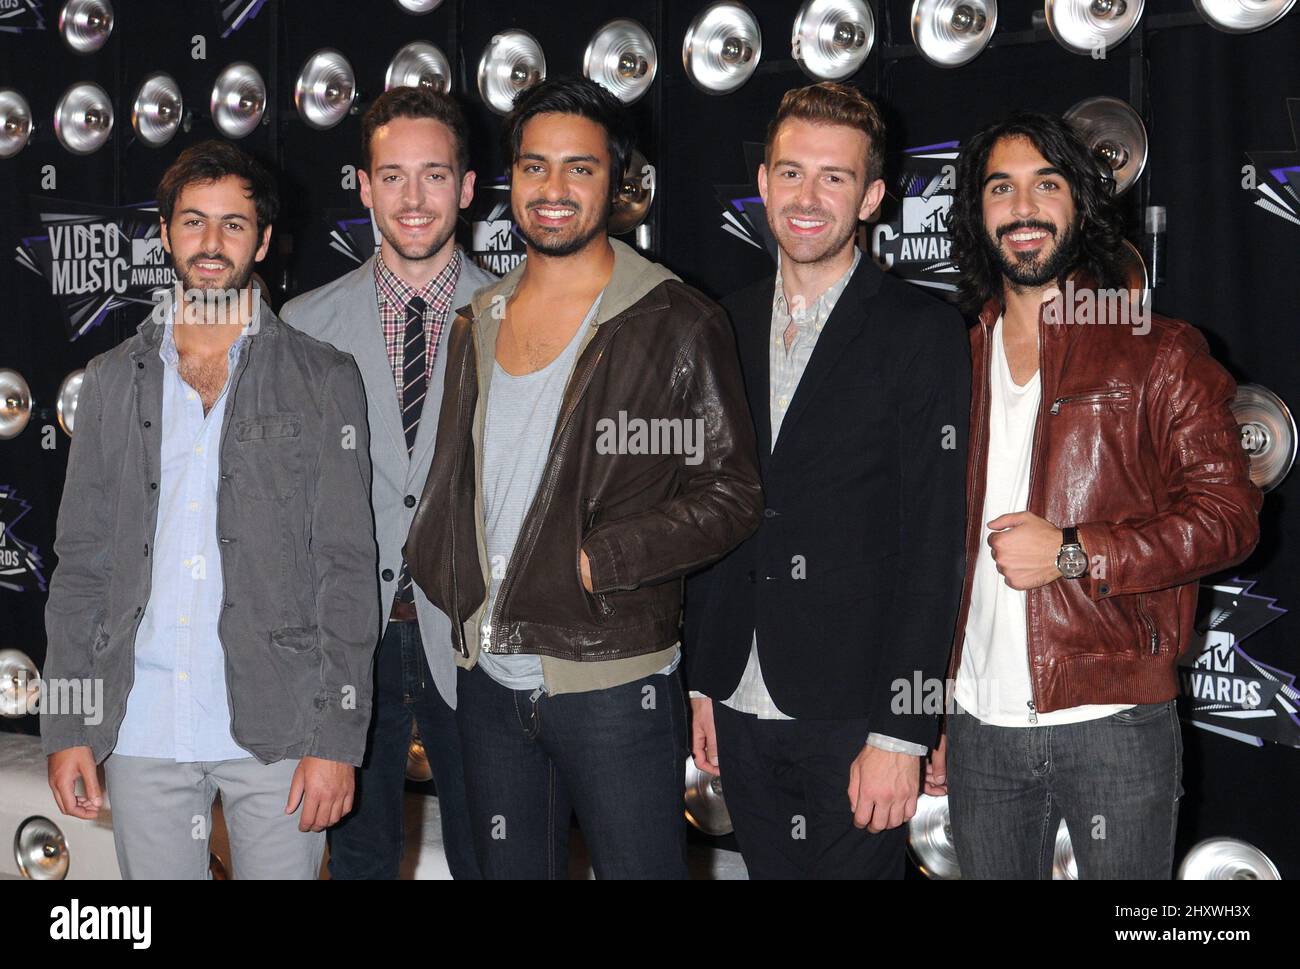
(1110, 700, 1171, 724)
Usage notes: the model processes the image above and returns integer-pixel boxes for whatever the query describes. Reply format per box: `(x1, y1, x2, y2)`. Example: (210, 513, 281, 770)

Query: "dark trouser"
(455, 663, 689, 880)
(946, 699, 1184, 879)
(711, 702, 908, 879)
(327, 621, 480, 879)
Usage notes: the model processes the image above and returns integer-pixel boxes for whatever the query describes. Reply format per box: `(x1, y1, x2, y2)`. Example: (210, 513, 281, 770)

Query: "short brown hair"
(157, 139, 278, 241)
(360, 87, 471, 178)
(764, 82, 886, 184)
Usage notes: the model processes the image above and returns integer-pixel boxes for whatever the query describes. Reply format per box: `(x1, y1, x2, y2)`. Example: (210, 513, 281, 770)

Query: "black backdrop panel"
(1, 0, 1297, 876)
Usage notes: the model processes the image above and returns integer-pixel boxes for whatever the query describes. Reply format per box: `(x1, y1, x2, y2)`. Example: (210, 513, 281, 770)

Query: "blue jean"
(456, 663, 689, 879)
(326, 621, 479, 879)
(946, 699, 1184, 879)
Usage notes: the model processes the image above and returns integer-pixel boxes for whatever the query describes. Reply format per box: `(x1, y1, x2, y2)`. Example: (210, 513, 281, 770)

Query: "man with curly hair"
(929, 111, 1261, 879)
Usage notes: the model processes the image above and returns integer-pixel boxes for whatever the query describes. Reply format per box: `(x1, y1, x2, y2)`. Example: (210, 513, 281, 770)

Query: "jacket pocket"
(231, 413, 304, 501)
(1048, 386, 1132, 415)
(270, 625, 320, 654)
(579, 497, 614, 622)
(1135, 592, 1161, 654)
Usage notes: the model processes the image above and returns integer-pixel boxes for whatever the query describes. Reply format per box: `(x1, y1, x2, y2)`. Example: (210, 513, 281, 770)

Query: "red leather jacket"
(948, 280, 1262, 713)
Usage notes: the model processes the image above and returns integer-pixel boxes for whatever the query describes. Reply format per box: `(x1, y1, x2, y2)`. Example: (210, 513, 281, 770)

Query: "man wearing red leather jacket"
(927, 110, 1261, 879)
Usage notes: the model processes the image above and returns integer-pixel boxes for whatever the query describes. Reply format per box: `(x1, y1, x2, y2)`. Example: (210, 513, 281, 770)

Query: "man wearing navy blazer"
(685, 83, 969, 879)
(282, 87, 495, 878)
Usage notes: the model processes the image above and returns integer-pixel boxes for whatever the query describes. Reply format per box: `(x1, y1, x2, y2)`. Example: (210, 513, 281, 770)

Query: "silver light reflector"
(59, 0, 113, 54)
(56, 369, 85, 436)
(584, 19, 658, 105)
(54, 82, 114, 155)
(0, 89, 33, 159)
(386, 41, 452, 93)
(1233, 384, 1297, 493)
(683, 3, 763, 94)
(131, 72, 184, 148)
(793, 0, 875, 80)
(294, 49, 357, 131)
(1045, 0, 1144, 56)
(15, 816, 69, 880)
(211, 62, 266, 140)
(477, 30, 547, 115)
(912, 0, 998, 68)
(684, 755, 733, 836)
(0, 650, 40, 719)
(1194, 0, 1295, 32)
(1178, 837, 1282, 879)
(1064, 95, 1148, 195)
(907, 794, 961, 879)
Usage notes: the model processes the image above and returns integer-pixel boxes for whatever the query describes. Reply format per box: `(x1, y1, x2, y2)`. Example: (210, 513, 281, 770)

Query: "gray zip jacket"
(40, 304, 379, 767)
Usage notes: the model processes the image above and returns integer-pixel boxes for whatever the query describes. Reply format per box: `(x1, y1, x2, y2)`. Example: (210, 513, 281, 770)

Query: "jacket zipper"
(482, 313, 633, 652)
(449, 337, 475, 658)
(1049, 390, 1127, 415)
(1136, 592, 1159, 654)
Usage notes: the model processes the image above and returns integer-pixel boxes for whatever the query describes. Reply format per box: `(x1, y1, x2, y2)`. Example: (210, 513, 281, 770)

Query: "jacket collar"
(131, 288, 281, 356)
(458, 237, 678, 324)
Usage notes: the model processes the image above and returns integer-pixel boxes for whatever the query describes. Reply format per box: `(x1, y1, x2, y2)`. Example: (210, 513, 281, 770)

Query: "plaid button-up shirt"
(373, 246, 462, 402)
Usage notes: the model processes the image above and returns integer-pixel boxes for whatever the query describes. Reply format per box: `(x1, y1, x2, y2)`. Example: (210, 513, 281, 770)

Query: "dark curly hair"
(949, 110, 1130, 317)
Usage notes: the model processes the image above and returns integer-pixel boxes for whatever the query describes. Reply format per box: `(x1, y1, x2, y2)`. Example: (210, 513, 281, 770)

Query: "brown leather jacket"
(948, 279, 1262, 713)
(405, 239, 763, 682)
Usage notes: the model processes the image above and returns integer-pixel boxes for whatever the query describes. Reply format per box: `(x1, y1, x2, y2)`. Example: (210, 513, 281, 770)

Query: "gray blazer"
(42, 307, 379, 766)
(282, 249, 497, 708)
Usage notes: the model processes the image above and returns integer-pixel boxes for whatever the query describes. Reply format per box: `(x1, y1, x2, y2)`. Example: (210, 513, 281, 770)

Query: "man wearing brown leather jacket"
(404, 77, 762, 879)
(929, 111, 1262, 879)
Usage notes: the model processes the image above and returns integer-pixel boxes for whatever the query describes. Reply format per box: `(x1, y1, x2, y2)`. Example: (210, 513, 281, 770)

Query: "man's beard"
(769, 205, 858, 266)
(984, 217, 1079, 290)
(513, 197, 611, 257)
(177, 251, 256, 294)
(376, 212, 457, 262)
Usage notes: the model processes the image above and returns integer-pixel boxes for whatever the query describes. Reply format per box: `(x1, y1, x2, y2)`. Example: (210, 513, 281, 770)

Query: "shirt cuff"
(866, 732, 928, 757)
(688, 690, 709, 700)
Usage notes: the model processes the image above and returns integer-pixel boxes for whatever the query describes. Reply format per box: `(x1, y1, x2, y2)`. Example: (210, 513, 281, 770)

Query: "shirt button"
(405, 494, 416, 508)
(194, 445, 203, 455)
(183, 558, 191, 568)
(178, 671, 188, 682)
(381, 568, 394, 581)
(178, 615, 189, 626)
(779, 395, 789, 407)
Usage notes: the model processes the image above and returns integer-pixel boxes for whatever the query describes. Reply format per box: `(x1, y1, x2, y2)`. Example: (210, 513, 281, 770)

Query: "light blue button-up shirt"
(114, 309, 253, 762)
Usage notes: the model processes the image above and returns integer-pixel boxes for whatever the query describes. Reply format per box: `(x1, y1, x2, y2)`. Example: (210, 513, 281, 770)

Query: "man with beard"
(404, 77, 762, 879)
(928, 112, 1260, 878)
(42, 141, 378, 878)
(684, 82, 969, 878)
(282, 88, 494, 879)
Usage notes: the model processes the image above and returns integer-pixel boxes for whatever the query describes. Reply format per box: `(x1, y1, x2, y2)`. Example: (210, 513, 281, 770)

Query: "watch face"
(1058, 546, 1088, 578)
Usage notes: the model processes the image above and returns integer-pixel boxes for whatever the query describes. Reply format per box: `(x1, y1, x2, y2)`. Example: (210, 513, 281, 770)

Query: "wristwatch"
(1056, 526, 1088, 579)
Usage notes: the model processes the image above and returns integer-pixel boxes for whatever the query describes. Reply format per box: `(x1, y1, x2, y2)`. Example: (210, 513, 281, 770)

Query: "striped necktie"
(402, 295, 427, 454)
(395, 295, 427, 605)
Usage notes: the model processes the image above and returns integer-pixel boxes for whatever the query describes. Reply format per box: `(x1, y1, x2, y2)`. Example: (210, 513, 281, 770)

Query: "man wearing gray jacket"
(282, 87, 495, 879)
(42, 140, 378, 879)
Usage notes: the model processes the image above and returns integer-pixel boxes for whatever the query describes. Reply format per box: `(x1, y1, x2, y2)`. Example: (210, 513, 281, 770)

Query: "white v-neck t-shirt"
(955, 316, 1131, 726)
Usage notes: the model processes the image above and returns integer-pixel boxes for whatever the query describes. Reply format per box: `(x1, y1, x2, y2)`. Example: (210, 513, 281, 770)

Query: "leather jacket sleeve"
(581, 304, 763, 593)
(1076, 325, 1261, 600)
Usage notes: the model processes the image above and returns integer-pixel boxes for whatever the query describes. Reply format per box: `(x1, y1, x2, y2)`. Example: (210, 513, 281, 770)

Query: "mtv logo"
(903, 194, 952, 235)
(1193, 629, 1236, 672)
(473, 220, 514, 252)
(132, 238, 165, 266)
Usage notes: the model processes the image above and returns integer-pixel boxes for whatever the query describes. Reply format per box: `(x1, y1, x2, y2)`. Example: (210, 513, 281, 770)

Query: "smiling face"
(980, 134, 1080, 290)
(160, 174, 270, 293)
(510, 112, 613, 258)
(758, 117, 883, 268)
(359, 115, 474, 267)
